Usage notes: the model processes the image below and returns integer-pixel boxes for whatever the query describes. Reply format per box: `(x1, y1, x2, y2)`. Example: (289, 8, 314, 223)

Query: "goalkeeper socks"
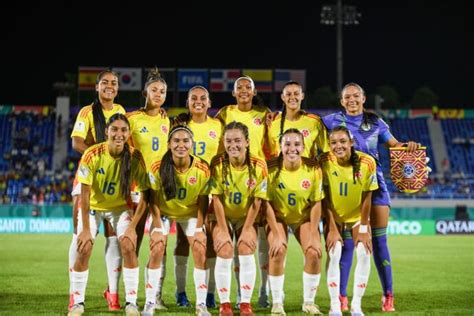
(372, 227, 393, 295)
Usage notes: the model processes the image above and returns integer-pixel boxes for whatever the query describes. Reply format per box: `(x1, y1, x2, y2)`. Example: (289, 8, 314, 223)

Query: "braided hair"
(92, 69, 118, 143)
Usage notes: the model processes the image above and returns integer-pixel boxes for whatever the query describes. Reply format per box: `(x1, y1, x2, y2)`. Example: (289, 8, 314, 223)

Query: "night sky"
(1, 0, 471, 107)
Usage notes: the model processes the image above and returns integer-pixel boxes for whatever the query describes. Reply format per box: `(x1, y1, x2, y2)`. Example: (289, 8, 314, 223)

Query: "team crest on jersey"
(253, 118, 262, 126)
(188, 176, 197, 185)
(301, 179, 311, 190)
(161, 125, 169, 134)
(246, 178, 257, 189)
(301, 129, 310, 138)
(209, 130, 217, 139)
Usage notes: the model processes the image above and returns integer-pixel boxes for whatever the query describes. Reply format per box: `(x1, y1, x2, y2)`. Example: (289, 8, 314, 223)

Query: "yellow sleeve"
(71, 107, 91, 139)
(312, 167, 325, 202)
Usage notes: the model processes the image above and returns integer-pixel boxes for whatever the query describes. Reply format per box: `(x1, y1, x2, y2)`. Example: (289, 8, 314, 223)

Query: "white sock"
(207, 257, 216, 294)
(351, 243, 371, 311)
(238, 255, 256, 303)
(105, 236, 122, 294)
(157, 255, 166, 296)
(68, 234, 78, 293)
(327, 241, 342, 311)
(215, 257, 232, 303)
(268, 275, 285, 304)
(145, 267, 161, 304)
(233, 247, 241, 300)
(123, 267, 139, 304)
(258, 226, 269, 296)
(71, 270, 89, 305)
(175, 255, 188, 293)
(194, 268, 208, 305)
(303, 271, 321, 303)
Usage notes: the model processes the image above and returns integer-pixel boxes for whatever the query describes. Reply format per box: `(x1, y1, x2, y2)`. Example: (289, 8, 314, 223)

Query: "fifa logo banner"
(389, 147, 428, 193)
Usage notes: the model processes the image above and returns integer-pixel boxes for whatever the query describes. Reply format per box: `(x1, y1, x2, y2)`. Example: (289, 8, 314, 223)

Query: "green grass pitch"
(0, 234, 473, 315)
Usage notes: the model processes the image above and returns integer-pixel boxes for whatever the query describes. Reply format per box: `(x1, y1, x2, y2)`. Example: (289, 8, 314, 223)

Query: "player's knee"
(216, 242, 233, 259)
(149, 243, 166, 262)
(305, 247, 321, 264)
(119, 237, 135, 257)
(237, 242, 254, 256)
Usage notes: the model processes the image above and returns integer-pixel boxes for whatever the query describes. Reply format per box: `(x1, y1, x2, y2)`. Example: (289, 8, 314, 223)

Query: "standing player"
(133, 125, 211, 316)
(268, 81, 328, 158)
(172, 85, 223, 308)
(323, 83, 420, 312)
(265, 128, 325, 316)
(69, 69, 125, 311)
(209, 121, 268, 316)
(320, 126, 379, 316)
(126, 67, 170, 310)
(215, 76, 272, 307)
(68, 113, 148, 316)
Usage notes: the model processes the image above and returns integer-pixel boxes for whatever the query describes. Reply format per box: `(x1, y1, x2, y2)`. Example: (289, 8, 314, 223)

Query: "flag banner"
(78, 67, 104, 90)
(177, 69, 209, 92)
(242, 69, 273, 92)
(390, 146, 428, 193)
(144, 67, 176, 91)
(274, 69, 306, 92)
(112, 67, 142, 91)
(210, 69, 241, 92)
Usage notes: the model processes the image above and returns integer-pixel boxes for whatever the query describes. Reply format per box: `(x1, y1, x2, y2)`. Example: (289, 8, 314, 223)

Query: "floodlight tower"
(321, 0, 361, 92)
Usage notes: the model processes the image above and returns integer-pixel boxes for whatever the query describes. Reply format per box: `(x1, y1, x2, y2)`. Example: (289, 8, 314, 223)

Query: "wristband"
(359, 225, 368, 234)
(151, 227, 163, 234)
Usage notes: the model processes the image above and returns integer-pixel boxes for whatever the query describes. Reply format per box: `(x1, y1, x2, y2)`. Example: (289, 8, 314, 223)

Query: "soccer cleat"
(141, 302, 156, 316)
(258, 292, 270, 308)
(339, 295, 349, 312)
(206, 292, 216, 308)
(125, 302, 140, 316)
(219, 302, 234, 316)
(103, 287, 121, 311)
(239, 302, 254, 316)
(196, 303, 212, 316)
(176, 291, 192, 307)
(302, 303, 323, 315)
(271, 303, 286, 315)
(68, 302, 84, 316)
(382, 293, 396, 312)
(155, 294, 169, 310)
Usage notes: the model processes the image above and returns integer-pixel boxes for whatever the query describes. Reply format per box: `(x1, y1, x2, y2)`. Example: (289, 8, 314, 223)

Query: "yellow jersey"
(126, 110, 171, 169)
(78, 143, 148, 212)
(215, 104, 270, 160)
(188, 116, 223, 164)
(71, 103, 126, 143)
(210, 153, 268, 220)
(267, 157, 324, 225)
(319, 151, 378, 223)
(268, 112, 329, 158)
(149, 156, 210, 220)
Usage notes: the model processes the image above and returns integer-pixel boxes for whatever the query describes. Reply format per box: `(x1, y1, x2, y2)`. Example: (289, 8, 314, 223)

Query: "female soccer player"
(320, 126, 379, 316)
(209, 121, 268, 316)
(126, 68, 170, 309)
(131, 125, 211, 316)
(68, 113, 148, 316)
(215, 77, 272, 308)
(265, 128, 325, 316)
(69, 69, 126, 311)
(323, 83, 419, 312)
(267, 81, 328, 158)
(172, 85, 223, 308)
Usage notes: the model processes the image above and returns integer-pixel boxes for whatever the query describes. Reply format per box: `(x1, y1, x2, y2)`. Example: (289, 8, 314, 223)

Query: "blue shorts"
(372, 169, 391, 207)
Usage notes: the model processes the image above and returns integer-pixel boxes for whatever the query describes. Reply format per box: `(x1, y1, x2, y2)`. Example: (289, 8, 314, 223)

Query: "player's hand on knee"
(77, 230, 93, 254)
